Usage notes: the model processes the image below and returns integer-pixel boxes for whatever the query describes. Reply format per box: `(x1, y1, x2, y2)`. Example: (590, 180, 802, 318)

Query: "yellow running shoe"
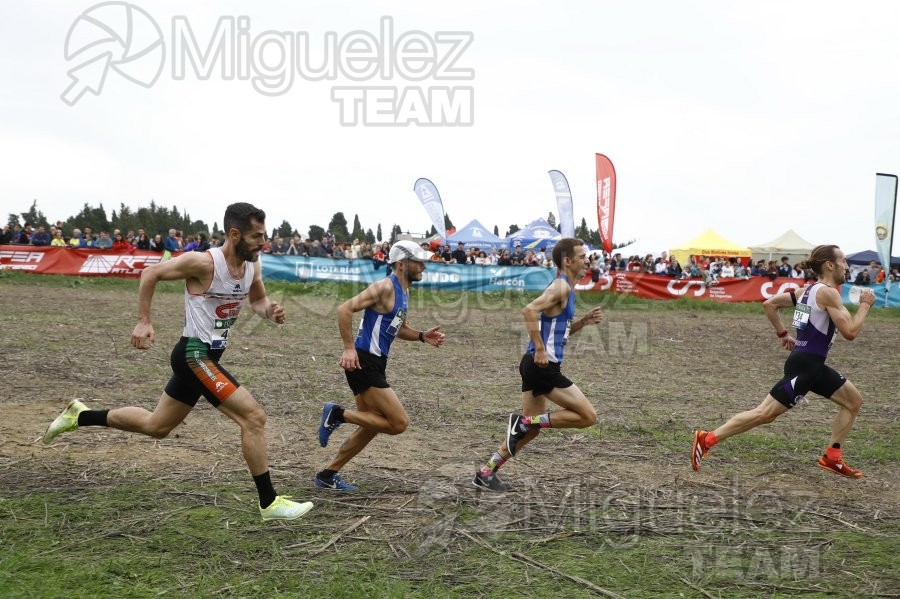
(259, 496, 314, 521)
(43, 400, 88, 444)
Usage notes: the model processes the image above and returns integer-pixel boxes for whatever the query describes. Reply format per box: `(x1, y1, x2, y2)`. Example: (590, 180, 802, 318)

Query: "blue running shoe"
(319, 402, 342, 447)
(314, 471, 358, 492)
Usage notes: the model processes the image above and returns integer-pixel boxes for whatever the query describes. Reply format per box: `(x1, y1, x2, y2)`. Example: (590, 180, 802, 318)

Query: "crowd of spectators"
(0, 221, 220, 254)
(587, 252, 900, 284)
(6, 222, 899, 284)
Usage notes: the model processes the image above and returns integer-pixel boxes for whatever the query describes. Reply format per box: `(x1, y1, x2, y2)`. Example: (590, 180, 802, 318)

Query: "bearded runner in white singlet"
(43, 203, 314, 521)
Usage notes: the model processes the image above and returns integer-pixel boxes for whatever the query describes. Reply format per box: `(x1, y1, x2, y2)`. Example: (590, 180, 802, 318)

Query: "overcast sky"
(3, 1, 900, 256)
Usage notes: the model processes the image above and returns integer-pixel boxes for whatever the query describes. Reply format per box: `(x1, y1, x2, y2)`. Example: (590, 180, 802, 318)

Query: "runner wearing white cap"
(314, 240, 446, 491)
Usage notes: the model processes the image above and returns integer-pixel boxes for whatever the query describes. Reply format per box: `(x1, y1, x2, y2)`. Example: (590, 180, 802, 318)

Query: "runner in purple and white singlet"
(692, 245, 876, 478)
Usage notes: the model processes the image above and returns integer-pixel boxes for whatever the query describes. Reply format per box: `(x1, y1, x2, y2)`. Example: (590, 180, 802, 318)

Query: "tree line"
(8, 201, 625, 248)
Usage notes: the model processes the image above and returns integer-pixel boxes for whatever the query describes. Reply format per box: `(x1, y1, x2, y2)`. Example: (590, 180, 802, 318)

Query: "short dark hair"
(551, 238, 584, 269)
(223, 202, 266, 234)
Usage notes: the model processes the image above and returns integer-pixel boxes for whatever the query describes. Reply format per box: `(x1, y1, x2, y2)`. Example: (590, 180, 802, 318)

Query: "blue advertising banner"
(840, 283, 900, 308)
(262, 255, 556, 291)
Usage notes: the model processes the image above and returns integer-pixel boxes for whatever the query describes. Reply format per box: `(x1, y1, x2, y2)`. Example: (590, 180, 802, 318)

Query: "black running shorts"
(345, 349, 391, 396)
(519, 352, 573, 397)
(769, 351, 846, 409)
(165, 337, 240, 407)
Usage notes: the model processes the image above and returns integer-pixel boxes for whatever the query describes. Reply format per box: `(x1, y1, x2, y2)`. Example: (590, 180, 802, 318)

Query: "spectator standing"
(112, 232, 130, 251)
(777, 256, 793, 278)
(194, 232, 211, 252)
(149, 234, 164, 252)
(31, 225, 51, 246)
(181, 235, 199, 252)
(164, 229, 180, 253)
(11, 223, 30, 245)
(287, 235, 303, 255)
(68, 229, 87, 248)
(451, 242, 467, 264)
(269, 236, 288, 255)
(95, 232, 113, 249)
(135, 232, 151, 250)
(440, 244, 453, 264)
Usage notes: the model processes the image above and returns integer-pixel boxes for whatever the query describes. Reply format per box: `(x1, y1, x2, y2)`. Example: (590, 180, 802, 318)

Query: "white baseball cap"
(389, 240, 433, 263)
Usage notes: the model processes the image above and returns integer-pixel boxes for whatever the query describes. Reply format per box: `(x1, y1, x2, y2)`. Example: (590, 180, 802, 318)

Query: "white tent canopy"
(750, 229, 816, 263)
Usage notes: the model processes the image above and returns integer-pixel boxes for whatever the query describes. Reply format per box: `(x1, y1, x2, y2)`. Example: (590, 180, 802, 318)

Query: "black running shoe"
(506, 413, 526, 457)
(472, 471, 512, 492)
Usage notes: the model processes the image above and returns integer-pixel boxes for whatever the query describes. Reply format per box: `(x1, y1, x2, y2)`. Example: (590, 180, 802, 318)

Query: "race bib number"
(386, 307, 407, 338)
(562, 318, 573, 346)
(791, 304, 811, 331)
(211, 317, 236, 349)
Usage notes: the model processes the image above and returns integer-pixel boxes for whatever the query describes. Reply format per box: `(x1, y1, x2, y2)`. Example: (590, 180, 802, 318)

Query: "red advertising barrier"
(0, 245, 164, 277)
(575, 270, 809, 303)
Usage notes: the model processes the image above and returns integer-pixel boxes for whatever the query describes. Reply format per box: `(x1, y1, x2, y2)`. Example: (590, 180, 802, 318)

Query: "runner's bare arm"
(247, 262, 285, 323)
(398, 322, 445, 346)
(132, 252, 212, 349)
(762, 291, 796, 350)
(570, 307, 604, 335)
(820, 285, 875, 340)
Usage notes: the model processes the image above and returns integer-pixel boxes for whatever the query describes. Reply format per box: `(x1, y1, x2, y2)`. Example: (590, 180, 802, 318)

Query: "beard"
(235, 237, 259, 263)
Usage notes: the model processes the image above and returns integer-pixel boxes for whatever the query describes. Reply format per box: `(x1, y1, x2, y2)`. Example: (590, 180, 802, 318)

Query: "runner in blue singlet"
(314, 240, 446, 491)
(473, 238, 605, 492)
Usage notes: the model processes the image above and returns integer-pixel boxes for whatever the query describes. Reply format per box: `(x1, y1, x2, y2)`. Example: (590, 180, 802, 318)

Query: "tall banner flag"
(548, 170, 575, 238)
(413, 178, 447, 241)
(595, 154, 617, 253)
(874, 173, 897, 300)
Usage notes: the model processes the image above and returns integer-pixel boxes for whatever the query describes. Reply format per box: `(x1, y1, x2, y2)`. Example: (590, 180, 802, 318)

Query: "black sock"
(332, 406, 345, 422)
(77, 410, 109, 427)
(318, 469, 337, 480)
(253, 471, 277, 508)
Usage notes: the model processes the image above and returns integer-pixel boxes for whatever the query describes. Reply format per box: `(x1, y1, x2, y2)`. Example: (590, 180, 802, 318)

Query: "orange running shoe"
(691, 430, 709, 471)
(817, 455, 863, 479)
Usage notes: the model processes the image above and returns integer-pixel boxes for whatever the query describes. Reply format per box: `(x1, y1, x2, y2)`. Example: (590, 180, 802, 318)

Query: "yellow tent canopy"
(670, 229, 751, 265)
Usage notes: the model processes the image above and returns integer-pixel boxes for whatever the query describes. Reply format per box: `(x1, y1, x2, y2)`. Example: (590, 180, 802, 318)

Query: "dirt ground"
(1, 281, 898, 595)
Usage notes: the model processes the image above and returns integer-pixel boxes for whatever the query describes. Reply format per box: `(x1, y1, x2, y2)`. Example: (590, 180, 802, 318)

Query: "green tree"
(390, 224, 402, 242)
(575, 217, 590, 241)
(376, 224, 382, 242)
(506, 224, 520, 237)
(351, 214, 364, 241)
(364, 228, 375, 244)
(493, 225, 499, 236)
(7, 213, 19, 228)
(308, 224, 325, 241)
(328, 212, 351, 242)
(274, 220, 293, 238)
(443, 213, 454, 231)
(20, 200, 50, 229)
(547, 212, 557, 228)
